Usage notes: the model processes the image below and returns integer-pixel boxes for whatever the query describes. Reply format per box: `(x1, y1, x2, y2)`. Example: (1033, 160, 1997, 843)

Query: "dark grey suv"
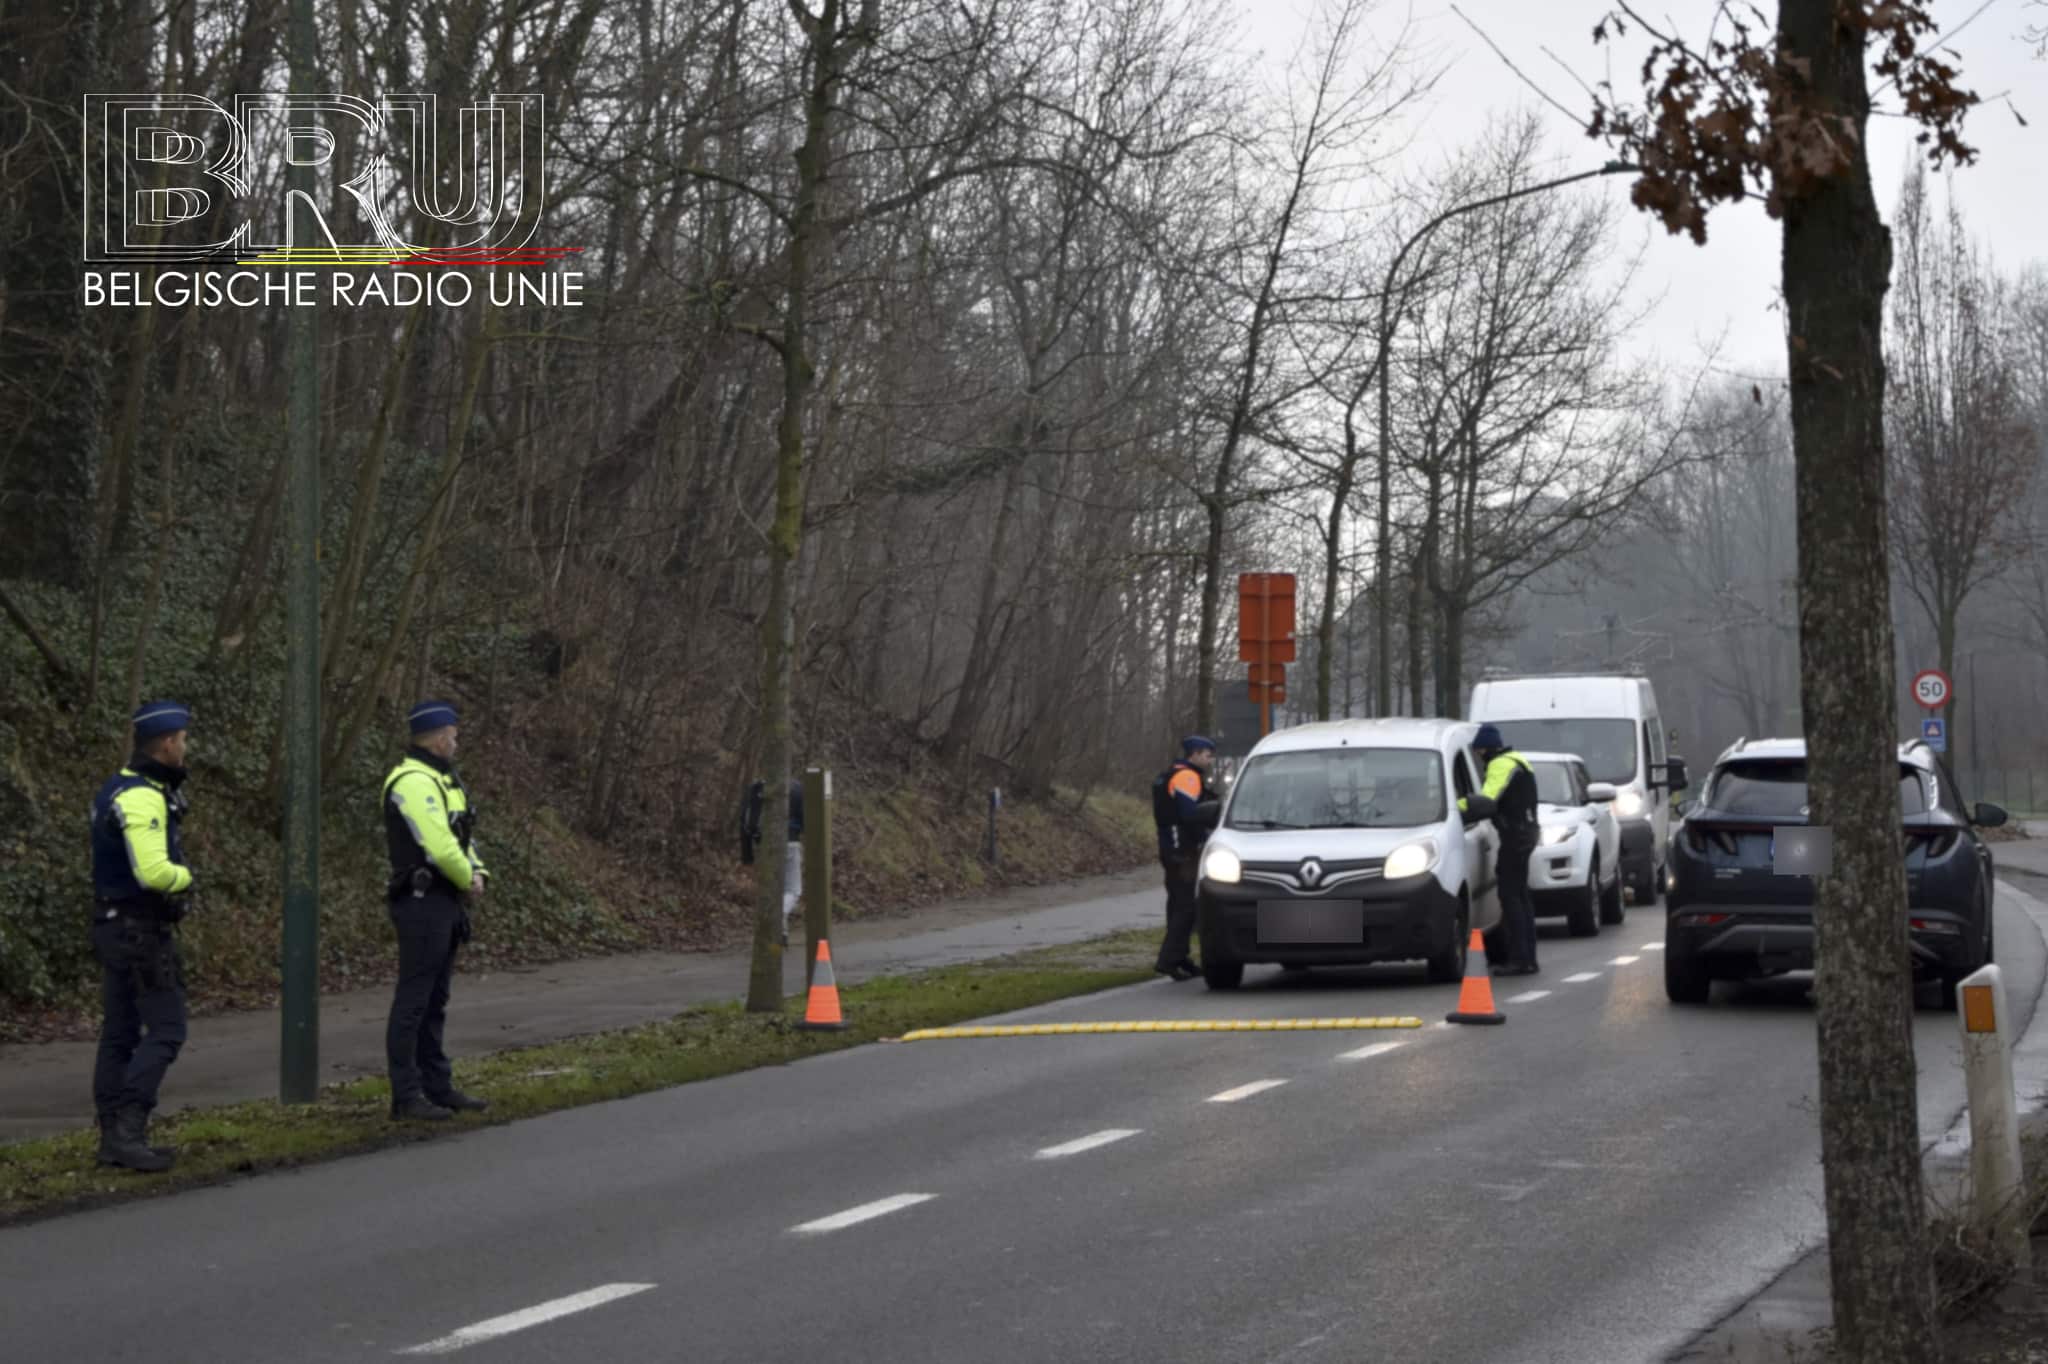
(1664, 737, 2007, 1007)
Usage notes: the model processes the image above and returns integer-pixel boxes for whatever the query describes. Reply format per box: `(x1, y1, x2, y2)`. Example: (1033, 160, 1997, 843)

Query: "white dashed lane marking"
(790, 1194, 936, 1234)
(1208, 1079, 1288, 1103)
(1035, 1129, 1140, 1159)
(1504, 990, 1550, 1004)
(1607, 956, 1640, 966)
(1642, 942, 1666, 952)
(1562, 972, 1602, 983)
(399, 1284, 656, 1355)
(1338, 1041, 1408, 1062)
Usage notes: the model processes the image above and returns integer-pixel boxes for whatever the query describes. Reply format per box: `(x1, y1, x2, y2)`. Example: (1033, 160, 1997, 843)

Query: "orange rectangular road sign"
(1238, 573, 1297, 663)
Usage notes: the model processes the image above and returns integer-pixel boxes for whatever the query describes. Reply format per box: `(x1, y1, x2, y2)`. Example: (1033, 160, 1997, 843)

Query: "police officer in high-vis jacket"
(1458, 724, 1542, 977)
(89, 700, 197, 1172)
(382, 700, 491, 1121)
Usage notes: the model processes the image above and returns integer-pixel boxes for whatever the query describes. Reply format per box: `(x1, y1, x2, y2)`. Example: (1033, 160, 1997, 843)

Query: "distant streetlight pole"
(1372, 161, 1638, 717)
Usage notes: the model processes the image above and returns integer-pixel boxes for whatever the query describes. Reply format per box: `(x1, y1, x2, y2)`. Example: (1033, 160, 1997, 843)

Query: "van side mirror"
(1585, 783, 1617, 803)
(1974, 802, 2009, 829)
(1664, 758, 1689, 793)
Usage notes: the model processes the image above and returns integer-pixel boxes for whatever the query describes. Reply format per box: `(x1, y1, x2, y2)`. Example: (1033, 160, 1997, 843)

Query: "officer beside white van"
(1467, 674, 1687, 905)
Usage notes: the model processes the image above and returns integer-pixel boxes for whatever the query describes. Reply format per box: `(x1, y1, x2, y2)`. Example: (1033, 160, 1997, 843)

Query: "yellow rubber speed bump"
(895, 1017, 1424, 1042)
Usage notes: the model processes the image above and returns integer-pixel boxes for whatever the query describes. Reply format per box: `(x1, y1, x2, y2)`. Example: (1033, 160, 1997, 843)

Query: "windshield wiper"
(1237, 819, 1305, 830)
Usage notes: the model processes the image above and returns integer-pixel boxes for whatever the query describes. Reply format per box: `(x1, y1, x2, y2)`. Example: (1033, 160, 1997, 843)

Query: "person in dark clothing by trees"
(1151, 736, 1221, 981)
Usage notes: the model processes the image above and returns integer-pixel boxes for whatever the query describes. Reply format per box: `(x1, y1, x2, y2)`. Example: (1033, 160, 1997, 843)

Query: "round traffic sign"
(1912, 669, 1952, 710)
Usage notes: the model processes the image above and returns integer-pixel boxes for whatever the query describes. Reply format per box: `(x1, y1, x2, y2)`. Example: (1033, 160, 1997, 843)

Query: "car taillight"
(1909, 917, 1962, 935)
(1683, 828, 1739, 856)
(1676, 912, 1730, 927)
(1905, 831, 1957, 859)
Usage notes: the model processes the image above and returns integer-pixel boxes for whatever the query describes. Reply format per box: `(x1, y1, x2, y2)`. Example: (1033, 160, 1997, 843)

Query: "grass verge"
(0, 927, 1160, 1228)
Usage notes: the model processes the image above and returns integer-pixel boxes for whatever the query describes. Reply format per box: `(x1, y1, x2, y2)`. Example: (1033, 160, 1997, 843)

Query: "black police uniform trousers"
(1493, 835, 1540, 970)
(92, 915, 187, 1120)
(1156, 848, 1200, 970)
(386, 893, 465, 1104)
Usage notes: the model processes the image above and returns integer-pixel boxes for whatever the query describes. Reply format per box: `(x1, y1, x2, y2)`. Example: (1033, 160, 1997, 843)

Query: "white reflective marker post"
(1958, 963, 2030, 1270)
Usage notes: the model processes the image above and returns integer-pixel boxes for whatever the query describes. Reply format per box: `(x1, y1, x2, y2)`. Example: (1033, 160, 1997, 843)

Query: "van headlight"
(1203, 848, 1242, 884)
(1614, 788, 1646, 818)
(1383, 841, 1437, 880)
(1541, 824, 1574, 847)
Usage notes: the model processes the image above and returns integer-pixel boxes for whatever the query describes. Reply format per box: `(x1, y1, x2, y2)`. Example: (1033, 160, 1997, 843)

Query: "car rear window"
(1227, 748, 1445, 830)
(1707, 761, 1928, 817)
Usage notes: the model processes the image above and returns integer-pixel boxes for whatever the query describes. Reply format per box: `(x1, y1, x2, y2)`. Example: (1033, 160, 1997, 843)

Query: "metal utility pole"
(1372, 161, 1636, 716)
(279, 0, 322, 1103)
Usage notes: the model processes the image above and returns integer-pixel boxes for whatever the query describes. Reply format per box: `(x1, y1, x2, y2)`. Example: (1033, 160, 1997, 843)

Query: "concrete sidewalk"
(0, 866, 1161, 1144)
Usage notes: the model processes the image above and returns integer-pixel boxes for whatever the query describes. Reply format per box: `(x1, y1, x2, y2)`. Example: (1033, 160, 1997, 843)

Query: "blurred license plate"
(1257, 901, 1364, 944)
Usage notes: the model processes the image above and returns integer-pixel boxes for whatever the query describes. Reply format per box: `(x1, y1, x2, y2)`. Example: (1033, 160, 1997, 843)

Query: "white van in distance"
(1467, 673, 1689, 905)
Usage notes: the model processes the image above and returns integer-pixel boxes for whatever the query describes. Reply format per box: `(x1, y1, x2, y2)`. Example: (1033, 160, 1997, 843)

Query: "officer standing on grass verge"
(1151, 736, 1221, 981)
(382, 700, 491, 1122)
(1458, 724, 1541, 977)
(88, 700, 199, 1172)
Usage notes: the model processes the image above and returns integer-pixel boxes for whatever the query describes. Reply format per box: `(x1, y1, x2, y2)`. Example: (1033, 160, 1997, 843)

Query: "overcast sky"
(1238, 0, 2046, 381)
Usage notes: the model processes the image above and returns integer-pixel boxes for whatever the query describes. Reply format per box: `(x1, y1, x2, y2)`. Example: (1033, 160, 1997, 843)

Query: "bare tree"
(1183, 0, 1428, 734)
(1394, 115, 1685, 716)
(1886, 167, 2036, 764)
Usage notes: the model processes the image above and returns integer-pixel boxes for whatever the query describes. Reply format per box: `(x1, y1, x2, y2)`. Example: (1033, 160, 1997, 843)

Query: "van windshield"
(1487, 720, 1637, 785)
(1227, 748, 1445, 830)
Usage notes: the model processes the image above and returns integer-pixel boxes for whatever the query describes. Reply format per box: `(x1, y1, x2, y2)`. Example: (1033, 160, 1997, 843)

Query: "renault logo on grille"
(1299, 859, 1324, 887)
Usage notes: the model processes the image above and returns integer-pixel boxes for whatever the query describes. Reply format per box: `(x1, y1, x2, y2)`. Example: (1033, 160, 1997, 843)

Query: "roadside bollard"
(985, 787, 1001, 868)
(1957, 963, 2031, 1271)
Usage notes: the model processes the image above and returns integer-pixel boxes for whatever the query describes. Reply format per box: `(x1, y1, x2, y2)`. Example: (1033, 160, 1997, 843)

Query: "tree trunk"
(747, 0, 854, 1013)
(210, 452, 291, 660)
(1194, 488, 1228, 735)
(1316, 435, 1363, 721)
(940, 461, 1022, 762)
(323, 318, 494, 780)
(1777, 2, 1940, 1357)
(123, 326, 198, 733)
(321, 305, 428, 689)
(1936, 600, 1957, 768)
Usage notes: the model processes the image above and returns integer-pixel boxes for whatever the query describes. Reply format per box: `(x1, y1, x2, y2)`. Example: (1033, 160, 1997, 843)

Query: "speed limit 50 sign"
(1912, 669, 1952, 710)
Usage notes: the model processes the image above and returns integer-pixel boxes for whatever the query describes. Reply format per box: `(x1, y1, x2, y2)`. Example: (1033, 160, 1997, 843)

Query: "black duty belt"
(95, 899, 175, 926)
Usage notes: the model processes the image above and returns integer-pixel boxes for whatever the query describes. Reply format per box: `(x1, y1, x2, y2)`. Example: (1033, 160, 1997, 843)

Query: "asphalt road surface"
(4, 887, 2039, 1364)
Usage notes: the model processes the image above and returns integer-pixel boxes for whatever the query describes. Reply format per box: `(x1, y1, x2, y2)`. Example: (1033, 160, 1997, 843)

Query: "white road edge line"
(1208, 1079, 1288, 1103)
(399, 1284, 656, 1356)
(1607, 956, 1641, 966)
(1338, 1040, 1408, 1062)
(1561, 972, 1602, 984)
(1504, 989, 1551, 1004)
(790, 1193, 937, 1234)
(1035, 1129, 1141, 1159)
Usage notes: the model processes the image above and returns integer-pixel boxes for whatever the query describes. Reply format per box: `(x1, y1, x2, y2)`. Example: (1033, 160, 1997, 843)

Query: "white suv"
(1521, 751, 1624, 936)
(1196, 718, 1505, 990)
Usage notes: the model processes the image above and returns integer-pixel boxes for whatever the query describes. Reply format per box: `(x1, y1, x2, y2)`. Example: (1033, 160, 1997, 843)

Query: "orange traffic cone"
(797, 938, 848, 1031)
(1445, 929, 1505, 1026)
